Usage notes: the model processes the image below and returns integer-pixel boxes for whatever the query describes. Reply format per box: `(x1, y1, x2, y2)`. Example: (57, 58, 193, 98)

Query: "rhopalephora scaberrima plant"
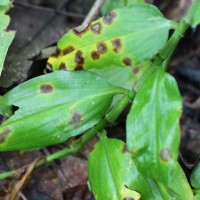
(0, 0, 200, 199)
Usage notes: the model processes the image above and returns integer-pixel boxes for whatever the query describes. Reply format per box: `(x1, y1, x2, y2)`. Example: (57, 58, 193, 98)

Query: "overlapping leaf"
(184, 0, 200, 28)
(190, 163, 200, 190)
(88, 134, 164, 200)
(0, 0, 15, 76)
(47, 3, 174, 71)
(0, 71, 126, 151)
(168, 162, 194, 200)
(126, 68, 182, 184)
(101, 0, 145, 15)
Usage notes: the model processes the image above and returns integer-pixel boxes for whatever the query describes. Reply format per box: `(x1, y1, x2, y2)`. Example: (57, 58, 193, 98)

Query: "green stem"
(0, 91, 135, 180)
(159, 20, 189, 70)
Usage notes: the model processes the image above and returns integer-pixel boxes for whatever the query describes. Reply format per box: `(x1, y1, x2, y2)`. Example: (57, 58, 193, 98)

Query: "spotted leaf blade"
(47, 4, 174, 71)
(126, 68, 182, 184)
(0, 71, 125, 151)
(88, 134, 163, 200)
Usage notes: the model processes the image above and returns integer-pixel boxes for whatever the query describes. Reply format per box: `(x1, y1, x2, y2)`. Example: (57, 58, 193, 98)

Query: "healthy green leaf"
(168, 162, 194, 200)
(195, 194, 200, 200)
(47, 4, 174, 71)
(190, 163, 200, 190)
(0, 71, 126, 151)
(184, 0, 200, 28)
(126, 68, 182, 184)
(88, 134, 164, 200)
(0, 1, 15, 76)
(0, 0, 10, 6)
(101, 0, 145, 15)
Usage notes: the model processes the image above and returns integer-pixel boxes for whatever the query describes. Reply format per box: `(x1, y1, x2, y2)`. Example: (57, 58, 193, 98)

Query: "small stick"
(82, 0, 104, 25)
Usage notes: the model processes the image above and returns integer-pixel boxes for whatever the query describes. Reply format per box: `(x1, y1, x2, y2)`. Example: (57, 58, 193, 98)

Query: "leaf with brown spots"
(127, 68, 182, 184)
(47, 4, 175, 72)
(88, 134, 163, 200)
(0, 71, 127, 151)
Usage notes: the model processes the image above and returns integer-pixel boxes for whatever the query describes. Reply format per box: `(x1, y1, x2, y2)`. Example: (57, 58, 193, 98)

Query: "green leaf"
(101, 0, 145, 15)
(0, 71, 125, 151)
(184, 0, 200, 28)
(0, 1, 15, 76)
(0, 0, 10, 6)
(88, 134, 164, 200)
(126, 68, 182, 184)
(195, 194, 200, 200)
(190, 163, 200, 190)
(168, 162, 194, 200)
(47, 4, 174, 71)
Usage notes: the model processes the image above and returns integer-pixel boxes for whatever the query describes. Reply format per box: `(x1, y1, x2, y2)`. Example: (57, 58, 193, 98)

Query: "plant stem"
(159, 20, 189, 70)
(160, 0, 200, 69)
(0, 91, 135, 181)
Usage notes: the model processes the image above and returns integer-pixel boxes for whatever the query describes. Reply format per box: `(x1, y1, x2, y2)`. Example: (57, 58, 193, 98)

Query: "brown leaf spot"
(123, 198, 134, 200)
(133, 67, 139, 74)
(75, 65, 83, 70)
(97, 42, 107, 54)
(75, 50, 84, 65)
(90, 22, 102, 35)
(122, 144, 128, 153)
(73, 24, 89, 37)
(0, 127, 11, 143)
(71, 112, 82, 126)
(160, 148, 172, 162)
(59, 62, 67, 70)
(112, 38, 122, 53)
(0, 115, 8, 125)
(40, 84, 53, 94)
(52, 48, 61, 57)
(123, 57, 132, 66)
(103, 11, 117, 25)
(91, 51, 100, 60)
(63, 46, 75, 55)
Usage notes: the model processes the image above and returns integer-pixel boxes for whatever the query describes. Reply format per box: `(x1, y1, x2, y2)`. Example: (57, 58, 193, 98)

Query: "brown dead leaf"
(8, 156, 44, 200)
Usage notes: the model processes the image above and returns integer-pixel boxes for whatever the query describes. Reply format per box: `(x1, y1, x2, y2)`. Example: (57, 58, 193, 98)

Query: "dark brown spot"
(75, 50, 84, 65)
(63, 46, 75, 55)
(123, 57, 132, 66)
(103, 11, 117, 25)
(91, 51, 100, 60)
(0, 115, 8, 125)
(40, 84, 53, 94)
(97, 42, 107, 54)
(122, 144, 128, 153)
(51, 48, 61, 57)
(112, 38, 122, 53)
(73, 24, 89, 37)
(71, 112, 82, 126)
(0, 127, 11, 143)
(75, 65, 83, 71)
(59, 62, 67, 70)
(90, 22, 102, 35)
(133, 67, 139, 73)
(123, 198, 134, 200)
(160, 148, 172, 162)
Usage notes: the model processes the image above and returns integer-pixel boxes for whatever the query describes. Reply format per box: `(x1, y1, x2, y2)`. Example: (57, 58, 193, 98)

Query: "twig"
(82, 0, 104, 25)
